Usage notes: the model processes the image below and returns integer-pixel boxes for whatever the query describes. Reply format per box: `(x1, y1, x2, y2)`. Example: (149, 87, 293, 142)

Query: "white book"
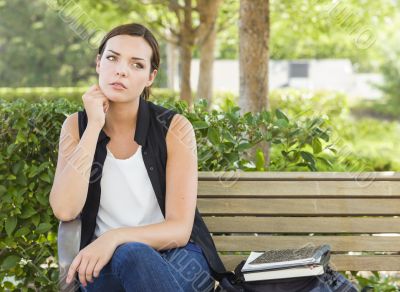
(243, 264, 325, 282)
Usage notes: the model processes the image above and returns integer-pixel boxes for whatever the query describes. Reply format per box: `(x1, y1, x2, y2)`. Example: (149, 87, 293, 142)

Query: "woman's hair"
(98, 23, 160, 100)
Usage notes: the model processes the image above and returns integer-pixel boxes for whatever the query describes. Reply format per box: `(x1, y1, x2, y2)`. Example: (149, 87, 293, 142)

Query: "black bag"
(214, 260, 358, 292)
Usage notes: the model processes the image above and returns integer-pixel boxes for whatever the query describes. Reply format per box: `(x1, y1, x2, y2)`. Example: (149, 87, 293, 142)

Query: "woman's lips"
(110, 82, 127, 90)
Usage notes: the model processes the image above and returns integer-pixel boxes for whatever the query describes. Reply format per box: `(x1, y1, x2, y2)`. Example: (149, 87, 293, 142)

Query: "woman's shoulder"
(60, 112, 80, 141)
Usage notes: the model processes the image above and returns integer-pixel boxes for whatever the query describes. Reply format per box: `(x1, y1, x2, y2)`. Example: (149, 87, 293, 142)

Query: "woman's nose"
(116, 63, 128, 77)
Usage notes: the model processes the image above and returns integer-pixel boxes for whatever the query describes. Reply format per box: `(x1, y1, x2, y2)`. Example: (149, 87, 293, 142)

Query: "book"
(242, 263, 326, 282)
(241, 244, 331, 272)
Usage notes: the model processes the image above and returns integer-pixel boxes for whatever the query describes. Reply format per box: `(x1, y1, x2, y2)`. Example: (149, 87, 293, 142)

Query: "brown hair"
(98, 23, 160, 100)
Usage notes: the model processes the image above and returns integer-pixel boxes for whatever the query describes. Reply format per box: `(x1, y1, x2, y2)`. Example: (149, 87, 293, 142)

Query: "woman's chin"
(104, 91, 125, 102)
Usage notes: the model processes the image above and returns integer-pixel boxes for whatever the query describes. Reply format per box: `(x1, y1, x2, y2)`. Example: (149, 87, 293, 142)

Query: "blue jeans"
(78, 241, 215, 292)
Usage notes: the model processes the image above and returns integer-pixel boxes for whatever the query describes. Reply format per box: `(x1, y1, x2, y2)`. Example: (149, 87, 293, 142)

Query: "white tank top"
(94, 144, 165, 238)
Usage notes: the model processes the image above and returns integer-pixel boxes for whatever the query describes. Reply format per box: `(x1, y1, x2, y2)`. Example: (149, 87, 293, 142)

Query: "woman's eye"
(106, 55, 116, 61)
(132, 63, 144, 69)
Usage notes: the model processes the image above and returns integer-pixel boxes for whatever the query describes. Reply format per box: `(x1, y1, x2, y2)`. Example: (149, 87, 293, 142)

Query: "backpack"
(214, 260, 358, 292)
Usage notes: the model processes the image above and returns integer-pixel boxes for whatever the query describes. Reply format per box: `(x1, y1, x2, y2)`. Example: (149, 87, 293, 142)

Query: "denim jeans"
(78, 241, 215, 292)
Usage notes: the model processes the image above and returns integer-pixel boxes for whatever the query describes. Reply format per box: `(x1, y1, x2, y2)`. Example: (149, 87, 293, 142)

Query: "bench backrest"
(198, 171, 400, 271)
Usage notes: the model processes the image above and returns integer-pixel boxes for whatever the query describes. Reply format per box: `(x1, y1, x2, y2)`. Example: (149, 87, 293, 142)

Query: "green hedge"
(0, 99, 80, 291)
(0, 87, 179, 102)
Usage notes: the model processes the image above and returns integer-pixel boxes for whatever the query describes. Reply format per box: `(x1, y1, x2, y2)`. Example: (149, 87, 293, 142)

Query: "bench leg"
(57, 218, 81, 292)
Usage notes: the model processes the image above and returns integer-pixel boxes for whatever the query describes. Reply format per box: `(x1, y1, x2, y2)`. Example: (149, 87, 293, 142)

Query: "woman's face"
(96, 34, 157, 102)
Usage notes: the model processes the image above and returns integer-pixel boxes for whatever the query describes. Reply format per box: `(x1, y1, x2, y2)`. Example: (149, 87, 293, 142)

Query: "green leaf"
(255, 149, 265, 171)
(2, 281, 15, 289)
(1, 255, 20, 270)
(6, 144, 16, 156)
(12, 161, 23, 175)
(207, 127, 220, 145)
(225, 152, 239, 164)
(5, 217, 17, 236)
(31, 214, 40, 227)
(316, 129, 330, 141)
(28, 165, 39, 178)
(317, 157, 333, 167)
(275, 109, 289, 122)
(222, 131, 236, 144)
(274, 119, 289, 128)
(20, 205, 37, 219)
(307, 163, 318, 171)
(328, 147, 337, 154)
(312, 138, 322, 154)
(14, 227, 30, 237)
(39, 172, 51, 183)
(15, 130, 26, 144)
(36, 223, 52, 234)
(262, 111, 271, 122)
(300, 151, 316, 165)
(192, 121, 208, 129)
(237, 142, 252, 151)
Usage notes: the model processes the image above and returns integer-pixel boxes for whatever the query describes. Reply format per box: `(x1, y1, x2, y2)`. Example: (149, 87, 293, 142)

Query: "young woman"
(49, 23, 227, 292)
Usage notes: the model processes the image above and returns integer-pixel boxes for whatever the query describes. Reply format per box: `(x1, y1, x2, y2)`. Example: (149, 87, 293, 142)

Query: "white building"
(186, 59, 383, 100)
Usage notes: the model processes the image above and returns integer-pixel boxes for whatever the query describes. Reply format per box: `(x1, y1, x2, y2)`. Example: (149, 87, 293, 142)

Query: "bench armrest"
(57, 217, 81, 292)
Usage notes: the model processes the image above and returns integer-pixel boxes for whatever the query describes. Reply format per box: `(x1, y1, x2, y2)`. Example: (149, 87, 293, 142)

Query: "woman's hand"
(82, 84, 109, 130)
(66, 230, 118, 287)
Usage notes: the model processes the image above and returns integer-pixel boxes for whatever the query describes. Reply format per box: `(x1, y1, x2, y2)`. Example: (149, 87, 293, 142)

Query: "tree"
(196, 0, 223, 105)
(0, 0, 96, 86)
(219, 0, 399, 72)
(239, 0, 269, 113)
(137, 0, 225, 106)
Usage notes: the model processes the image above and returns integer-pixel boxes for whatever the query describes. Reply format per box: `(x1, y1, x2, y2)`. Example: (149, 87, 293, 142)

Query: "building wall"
(183, 59, 383, 100)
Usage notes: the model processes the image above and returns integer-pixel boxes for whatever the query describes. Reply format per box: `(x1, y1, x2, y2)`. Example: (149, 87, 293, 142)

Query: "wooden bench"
(200, 171, 400, 272)
(58, 171, 400, 291)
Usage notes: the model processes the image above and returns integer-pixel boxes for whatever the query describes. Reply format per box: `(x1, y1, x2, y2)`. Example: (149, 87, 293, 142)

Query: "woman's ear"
(146, 69, 158, 87)
(95, 54, 101, 75)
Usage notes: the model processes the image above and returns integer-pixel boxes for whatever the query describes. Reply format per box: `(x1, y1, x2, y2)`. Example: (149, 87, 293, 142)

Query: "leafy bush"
(214, 88, 348, 119)
(157, 97, 335, 171)
(352, 271, 400, 291)
(0, 87, 178, 102)
(0, 98, 80, 291)
(216, 88, 400, 172)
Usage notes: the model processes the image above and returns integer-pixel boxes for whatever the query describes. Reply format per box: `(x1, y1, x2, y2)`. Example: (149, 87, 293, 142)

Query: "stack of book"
(241, 244, 331, 282)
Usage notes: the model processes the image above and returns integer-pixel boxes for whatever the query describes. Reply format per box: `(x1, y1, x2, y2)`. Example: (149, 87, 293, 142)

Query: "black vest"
(77, 97, 229, 281)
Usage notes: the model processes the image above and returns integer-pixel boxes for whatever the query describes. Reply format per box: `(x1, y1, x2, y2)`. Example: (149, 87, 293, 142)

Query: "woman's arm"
(50, 85, 109, 221)
(111, 114, 198, 250)
(49, 113, 102, 221)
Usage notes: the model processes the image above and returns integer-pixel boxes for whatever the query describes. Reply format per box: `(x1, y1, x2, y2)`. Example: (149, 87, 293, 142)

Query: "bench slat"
(199, 171, 400, 181)
(220, 255, 400, 271)
(212, 235, 400, 252)
(198, 199, 400, 215)
(204, 217, 400, 233)
(199, 181, 400, 197)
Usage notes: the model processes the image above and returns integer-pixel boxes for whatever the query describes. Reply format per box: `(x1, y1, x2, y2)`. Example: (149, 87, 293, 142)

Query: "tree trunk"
(239, 0, 269, 113)
(166, 41, 178, 90)
(239, 0, 270, 167)
(179, 42, 193, 105)
(178, 0, 195, 106)
(196, 0, 222, 108)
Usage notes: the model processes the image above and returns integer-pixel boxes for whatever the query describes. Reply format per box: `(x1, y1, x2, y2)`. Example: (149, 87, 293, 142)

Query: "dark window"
(289, 62, 309, 78)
